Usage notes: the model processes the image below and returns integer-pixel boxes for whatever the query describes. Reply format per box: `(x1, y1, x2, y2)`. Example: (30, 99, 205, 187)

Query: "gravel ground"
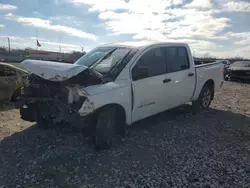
(0, 81, 250, 188)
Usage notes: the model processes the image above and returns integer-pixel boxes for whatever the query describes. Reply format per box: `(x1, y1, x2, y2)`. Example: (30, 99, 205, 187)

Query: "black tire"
(192, 84, 213, 111)
(94, 106, 123, 150)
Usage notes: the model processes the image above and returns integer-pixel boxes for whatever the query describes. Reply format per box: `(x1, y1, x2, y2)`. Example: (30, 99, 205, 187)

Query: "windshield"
(74, 47, 115, 67)
(74, 47, 132, 74)
(232, 61, 250, 68)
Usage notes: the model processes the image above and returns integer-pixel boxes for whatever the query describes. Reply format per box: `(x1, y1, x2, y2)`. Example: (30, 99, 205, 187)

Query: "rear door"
(162, 46, 196, 107)
(131, 47, 169, 122)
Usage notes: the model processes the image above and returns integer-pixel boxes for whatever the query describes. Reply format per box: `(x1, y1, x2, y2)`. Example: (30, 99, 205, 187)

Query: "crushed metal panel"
(21, 59, 89, 81)
(49, 75, 70, 81)
(66, 86, 81, 104)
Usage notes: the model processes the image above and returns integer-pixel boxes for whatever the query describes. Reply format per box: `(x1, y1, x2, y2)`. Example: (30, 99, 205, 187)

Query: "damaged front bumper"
(19, 71, 101, 126)
(20, 97, 95, 126)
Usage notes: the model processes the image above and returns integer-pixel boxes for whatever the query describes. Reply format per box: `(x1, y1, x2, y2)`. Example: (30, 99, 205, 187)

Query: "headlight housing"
(77, 88, 88, 97)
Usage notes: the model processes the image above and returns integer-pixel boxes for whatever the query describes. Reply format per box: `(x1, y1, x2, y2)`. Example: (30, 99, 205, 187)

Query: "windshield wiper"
(109, 50, 131, 73)
(104, 50, 132, 80)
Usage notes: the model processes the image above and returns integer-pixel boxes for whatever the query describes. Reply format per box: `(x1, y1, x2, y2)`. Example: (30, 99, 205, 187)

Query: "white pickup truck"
(20, 42, 224, 149)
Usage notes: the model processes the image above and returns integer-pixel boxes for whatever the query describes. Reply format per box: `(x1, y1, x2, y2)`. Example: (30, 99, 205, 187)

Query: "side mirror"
(132, 66, 148, 81)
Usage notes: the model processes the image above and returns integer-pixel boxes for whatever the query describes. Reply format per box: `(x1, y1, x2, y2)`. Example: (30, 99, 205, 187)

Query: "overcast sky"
(0, 0, 250, 58)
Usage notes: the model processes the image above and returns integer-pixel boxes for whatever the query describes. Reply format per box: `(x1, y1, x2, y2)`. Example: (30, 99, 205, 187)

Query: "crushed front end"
(20, 69, 102, 126)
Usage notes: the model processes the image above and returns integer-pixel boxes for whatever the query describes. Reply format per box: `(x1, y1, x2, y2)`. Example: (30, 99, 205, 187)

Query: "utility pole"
(7, 37, 10, 52)
(58, 36, 62, 61)
(59, 36, 61, 54)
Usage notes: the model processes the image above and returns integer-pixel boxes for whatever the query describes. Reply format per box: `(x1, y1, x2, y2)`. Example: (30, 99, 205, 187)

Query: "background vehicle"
(224, 61, 250, 81)
(216, 60, 231, 80)
(20, 42, 224, 149)
(221, 60, 231, 68)
(0, 62, 29, 103)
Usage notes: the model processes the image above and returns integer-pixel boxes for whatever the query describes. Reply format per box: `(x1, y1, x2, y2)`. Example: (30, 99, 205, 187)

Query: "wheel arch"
(192, 79, 215, 110)
(94, 103, 127, 124)
(11, 86, 22, 101)
(203, 79, 215, 100)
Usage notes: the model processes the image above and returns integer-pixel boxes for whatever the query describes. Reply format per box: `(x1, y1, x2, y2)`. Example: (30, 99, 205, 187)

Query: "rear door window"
(164, 47, 190, 73)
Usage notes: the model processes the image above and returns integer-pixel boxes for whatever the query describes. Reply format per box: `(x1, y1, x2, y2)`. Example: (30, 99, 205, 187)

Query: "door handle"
(188, 73, 194, 77)
(163, 78, 171, 83)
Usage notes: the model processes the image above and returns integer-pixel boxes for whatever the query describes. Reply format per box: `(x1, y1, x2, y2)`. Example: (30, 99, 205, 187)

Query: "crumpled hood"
(21, 59, 88, 81)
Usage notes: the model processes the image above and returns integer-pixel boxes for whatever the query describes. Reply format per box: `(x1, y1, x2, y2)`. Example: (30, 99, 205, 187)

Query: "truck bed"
(194, 60, 216, 65)
(195, 61, 221, 68)
(192, 61, 224, 101)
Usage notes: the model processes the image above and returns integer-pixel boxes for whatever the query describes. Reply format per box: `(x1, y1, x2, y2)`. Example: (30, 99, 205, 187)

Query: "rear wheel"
(192, 84, 213, 111)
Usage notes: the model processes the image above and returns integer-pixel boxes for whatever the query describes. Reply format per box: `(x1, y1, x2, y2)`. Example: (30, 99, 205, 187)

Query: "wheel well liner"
(11, 87, 22, 101)
(95, 104, 126, 123)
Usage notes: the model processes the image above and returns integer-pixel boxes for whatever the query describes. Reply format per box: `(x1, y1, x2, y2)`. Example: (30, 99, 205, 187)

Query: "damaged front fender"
(78, 98, 95, 116)
(67, 86, 95, 116)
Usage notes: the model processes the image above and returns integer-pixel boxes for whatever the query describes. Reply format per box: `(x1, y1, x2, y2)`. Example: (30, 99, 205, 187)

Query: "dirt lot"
(0, 81, 250, 188)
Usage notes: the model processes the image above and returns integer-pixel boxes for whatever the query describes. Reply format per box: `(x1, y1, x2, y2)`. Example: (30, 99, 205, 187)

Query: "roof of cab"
(99, 41, 189, 49)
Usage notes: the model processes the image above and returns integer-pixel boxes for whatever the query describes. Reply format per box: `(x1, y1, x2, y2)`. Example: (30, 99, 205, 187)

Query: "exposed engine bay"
(20, 69, 103, 124)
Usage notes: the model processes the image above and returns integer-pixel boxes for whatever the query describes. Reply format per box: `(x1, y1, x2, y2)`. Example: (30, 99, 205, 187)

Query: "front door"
(131, 47, 169, 122)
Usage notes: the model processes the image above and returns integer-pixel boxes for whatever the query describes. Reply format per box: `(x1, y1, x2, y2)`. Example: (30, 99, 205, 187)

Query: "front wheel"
(94, 106, 124, 150)
(192, 84, 213, 111)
